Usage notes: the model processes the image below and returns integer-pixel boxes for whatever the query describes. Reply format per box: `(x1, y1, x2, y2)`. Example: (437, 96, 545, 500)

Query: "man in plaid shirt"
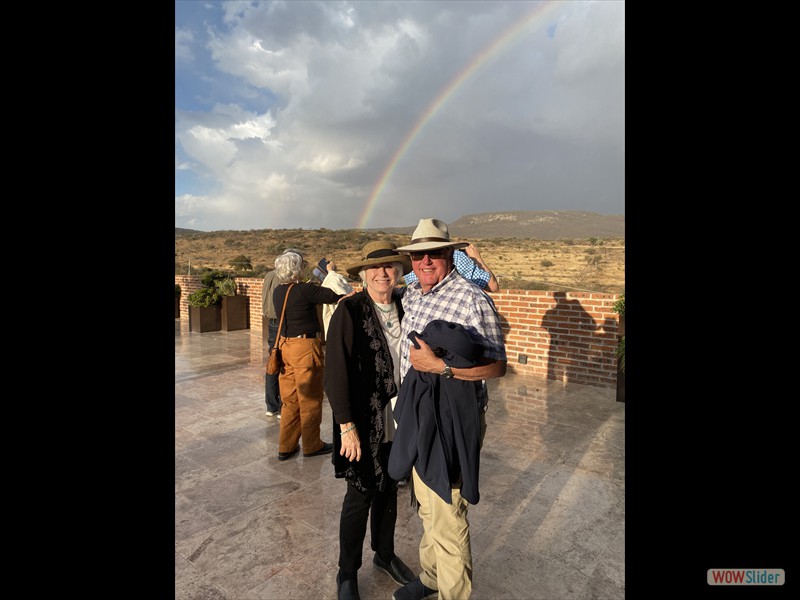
(391, 218, 506, 600)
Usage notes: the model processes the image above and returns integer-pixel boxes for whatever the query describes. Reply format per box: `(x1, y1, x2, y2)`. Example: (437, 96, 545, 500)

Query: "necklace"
(381, 322, 402, 339)
(374, 301, 396, 328)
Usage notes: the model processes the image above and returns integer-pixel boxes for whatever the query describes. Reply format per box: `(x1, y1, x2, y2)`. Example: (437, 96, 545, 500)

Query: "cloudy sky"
(175, 0, 624, 232)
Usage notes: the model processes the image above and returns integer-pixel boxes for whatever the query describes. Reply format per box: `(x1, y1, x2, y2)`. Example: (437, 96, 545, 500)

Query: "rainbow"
(356, 0, 563, 229)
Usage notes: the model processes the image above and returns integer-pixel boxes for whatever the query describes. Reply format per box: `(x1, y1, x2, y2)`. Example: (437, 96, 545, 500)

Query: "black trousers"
(338, 442, 398, 578)
(264, 317, 281, 412)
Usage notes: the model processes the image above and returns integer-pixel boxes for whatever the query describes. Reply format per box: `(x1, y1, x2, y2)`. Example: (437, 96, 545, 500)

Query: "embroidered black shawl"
(324, 289, 405, 492)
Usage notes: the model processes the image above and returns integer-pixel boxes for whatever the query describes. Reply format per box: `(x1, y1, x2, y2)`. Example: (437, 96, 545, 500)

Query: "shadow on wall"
(543, 292, 599, 385)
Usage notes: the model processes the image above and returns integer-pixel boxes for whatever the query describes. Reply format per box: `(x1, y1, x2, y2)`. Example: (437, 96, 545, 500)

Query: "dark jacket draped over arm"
(388, 319, 486, 504)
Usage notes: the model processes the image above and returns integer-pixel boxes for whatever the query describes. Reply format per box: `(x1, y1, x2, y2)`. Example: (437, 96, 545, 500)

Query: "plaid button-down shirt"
(400, 268, 506, 381)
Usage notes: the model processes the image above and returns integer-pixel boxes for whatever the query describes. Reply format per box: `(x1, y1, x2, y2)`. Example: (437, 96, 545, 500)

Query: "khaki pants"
(413, 466, 472, 599)
(412, 411, 486, 599)
(277, 337, 326, 454)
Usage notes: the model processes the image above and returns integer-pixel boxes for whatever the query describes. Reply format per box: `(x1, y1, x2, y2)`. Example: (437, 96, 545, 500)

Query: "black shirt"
(273, 282, 344, 337)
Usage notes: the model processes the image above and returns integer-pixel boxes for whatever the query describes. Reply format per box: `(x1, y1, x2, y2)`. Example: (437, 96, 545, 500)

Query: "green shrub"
(612, 293, 625, 373)
(612, 293, 625, 315)
(216, 278, 237, 297)
(187, 287, 221, 308)
(585, 255, 602, 266)
(229, 255, 252, 272)
(175, 284, 181, 298)
(201, 270, 229, 288)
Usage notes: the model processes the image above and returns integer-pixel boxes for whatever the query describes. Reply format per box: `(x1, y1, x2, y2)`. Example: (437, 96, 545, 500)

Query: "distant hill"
(367, 210, 624, 240)
(176, 211, 624, 240)
(174, 210, 624, 292)
(176, 227, 205, 237)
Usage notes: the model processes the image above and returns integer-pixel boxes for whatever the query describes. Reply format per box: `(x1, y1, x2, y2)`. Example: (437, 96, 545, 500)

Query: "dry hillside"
(176, 212, 624, 294)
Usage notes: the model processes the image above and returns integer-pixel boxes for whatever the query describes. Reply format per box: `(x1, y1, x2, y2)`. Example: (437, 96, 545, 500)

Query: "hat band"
(366, 248, 399, 259)
(409, 236, 451, 244)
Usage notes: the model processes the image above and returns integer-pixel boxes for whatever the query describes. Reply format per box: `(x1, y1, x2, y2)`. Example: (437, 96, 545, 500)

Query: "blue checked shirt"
(403, 250, 491, 289)
(400, 268, 506, 382)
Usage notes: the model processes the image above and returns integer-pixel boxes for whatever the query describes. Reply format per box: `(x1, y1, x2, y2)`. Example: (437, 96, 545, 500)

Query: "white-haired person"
(273, 251, 353, 461)
(262, 248, 305, 419)
(324, 241, 417, 600)
(389, 218, 507, 600)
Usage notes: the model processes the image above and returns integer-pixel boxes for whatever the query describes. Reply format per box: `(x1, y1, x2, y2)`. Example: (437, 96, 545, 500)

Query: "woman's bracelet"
(340, 424, 356, 436)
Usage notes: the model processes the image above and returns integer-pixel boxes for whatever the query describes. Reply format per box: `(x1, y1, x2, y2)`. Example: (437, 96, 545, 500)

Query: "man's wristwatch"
(440, 364, 454, 379)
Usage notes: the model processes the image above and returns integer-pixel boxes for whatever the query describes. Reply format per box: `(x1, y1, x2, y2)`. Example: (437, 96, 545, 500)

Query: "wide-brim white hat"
(395, 218, 469, 253)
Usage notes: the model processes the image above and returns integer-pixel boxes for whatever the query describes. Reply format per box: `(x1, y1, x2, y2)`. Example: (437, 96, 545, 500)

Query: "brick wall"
(175, 275, 622, 389)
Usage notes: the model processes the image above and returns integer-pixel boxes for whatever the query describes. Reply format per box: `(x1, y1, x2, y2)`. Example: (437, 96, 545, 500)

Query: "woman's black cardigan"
(324, 289, 404, 493)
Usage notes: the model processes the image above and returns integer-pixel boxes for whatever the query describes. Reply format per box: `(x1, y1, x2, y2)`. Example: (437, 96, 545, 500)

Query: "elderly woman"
(273, 251, 351, 461)
(324, 241, 416, 600)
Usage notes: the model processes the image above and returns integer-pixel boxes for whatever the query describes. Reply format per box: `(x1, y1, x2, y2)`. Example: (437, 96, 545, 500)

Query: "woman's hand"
(340, 424, 361, 462)
(337, 290, 357, 304)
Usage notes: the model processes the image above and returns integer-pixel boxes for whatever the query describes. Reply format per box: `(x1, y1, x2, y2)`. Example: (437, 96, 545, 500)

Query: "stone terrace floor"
(175, 320, 625, 600)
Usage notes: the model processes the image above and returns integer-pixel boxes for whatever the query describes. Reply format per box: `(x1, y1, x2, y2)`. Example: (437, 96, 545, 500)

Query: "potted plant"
(216, 277, 248, 331)
(175, 283, 182, 319)
(187, 272, 225, 333)
(612, 293, 625, 402)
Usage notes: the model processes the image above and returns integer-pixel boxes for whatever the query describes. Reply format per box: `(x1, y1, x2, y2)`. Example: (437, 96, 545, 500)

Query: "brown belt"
(286, 332, 321, 339)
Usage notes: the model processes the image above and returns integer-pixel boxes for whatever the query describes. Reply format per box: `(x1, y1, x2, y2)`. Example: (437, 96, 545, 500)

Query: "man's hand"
(409, 337, 446, 374)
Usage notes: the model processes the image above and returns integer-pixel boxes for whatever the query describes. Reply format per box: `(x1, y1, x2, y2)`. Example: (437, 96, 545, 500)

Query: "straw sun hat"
(345, 241, 412, 278)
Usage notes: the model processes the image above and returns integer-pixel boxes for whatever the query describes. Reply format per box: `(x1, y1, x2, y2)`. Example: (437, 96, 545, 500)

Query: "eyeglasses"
(410, 250, 448, 261)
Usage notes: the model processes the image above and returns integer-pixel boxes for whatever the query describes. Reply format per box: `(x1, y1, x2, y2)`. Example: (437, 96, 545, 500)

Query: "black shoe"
(278, 445, 300, 461)
(303, 441, 333, 457)
(392, 577, 437, 600)
(373, 553, 415, 586)
(336, 573, 361, 600)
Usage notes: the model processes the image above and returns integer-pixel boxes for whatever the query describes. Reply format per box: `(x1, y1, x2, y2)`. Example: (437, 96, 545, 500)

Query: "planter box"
(189, 306, 221, 333)
(175, 297, 181, 319)
(222, 296, 248, 331)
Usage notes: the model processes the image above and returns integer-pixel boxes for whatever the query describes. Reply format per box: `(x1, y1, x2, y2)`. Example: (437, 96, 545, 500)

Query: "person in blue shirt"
(403, 243, 499, 292)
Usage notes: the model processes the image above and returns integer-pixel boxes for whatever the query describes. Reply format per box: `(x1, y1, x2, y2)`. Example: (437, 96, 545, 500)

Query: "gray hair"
(358, 261, 405, 285)
(274, 252, 304, 283)
(283, 248, 304, 260)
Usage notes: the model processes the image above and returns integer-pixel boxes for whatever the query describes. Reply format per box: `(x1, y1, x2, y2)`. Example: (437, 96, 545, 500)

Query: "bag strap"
(275, 283, 295, 348)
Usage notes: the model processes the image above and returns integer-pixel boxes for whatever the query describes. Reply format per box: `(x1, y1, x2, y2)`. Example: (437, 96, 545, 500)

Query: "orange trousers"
(277, 337, 326, 455)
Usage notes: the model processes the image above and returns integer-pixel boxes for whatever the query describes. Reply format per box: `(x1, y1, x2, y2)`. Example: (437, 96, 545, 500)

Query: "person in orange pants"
(272, 250, 353, 459)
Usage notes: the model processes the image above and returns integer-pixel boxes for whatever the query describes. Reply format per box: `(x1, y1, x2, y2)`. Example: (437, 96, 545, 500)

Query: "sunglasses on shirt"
(410, 249, 450, 261)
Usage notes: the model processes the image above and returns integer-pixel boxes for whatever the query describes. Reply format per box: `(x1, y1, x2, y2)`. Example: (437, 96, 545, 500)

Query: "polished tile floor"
(175, 320, 625, 599)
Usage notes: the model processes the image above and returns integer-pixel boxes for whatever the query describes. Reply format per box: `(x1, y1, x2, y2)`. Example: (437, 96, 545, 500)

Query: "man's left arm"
(409, 338, 506, 380)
